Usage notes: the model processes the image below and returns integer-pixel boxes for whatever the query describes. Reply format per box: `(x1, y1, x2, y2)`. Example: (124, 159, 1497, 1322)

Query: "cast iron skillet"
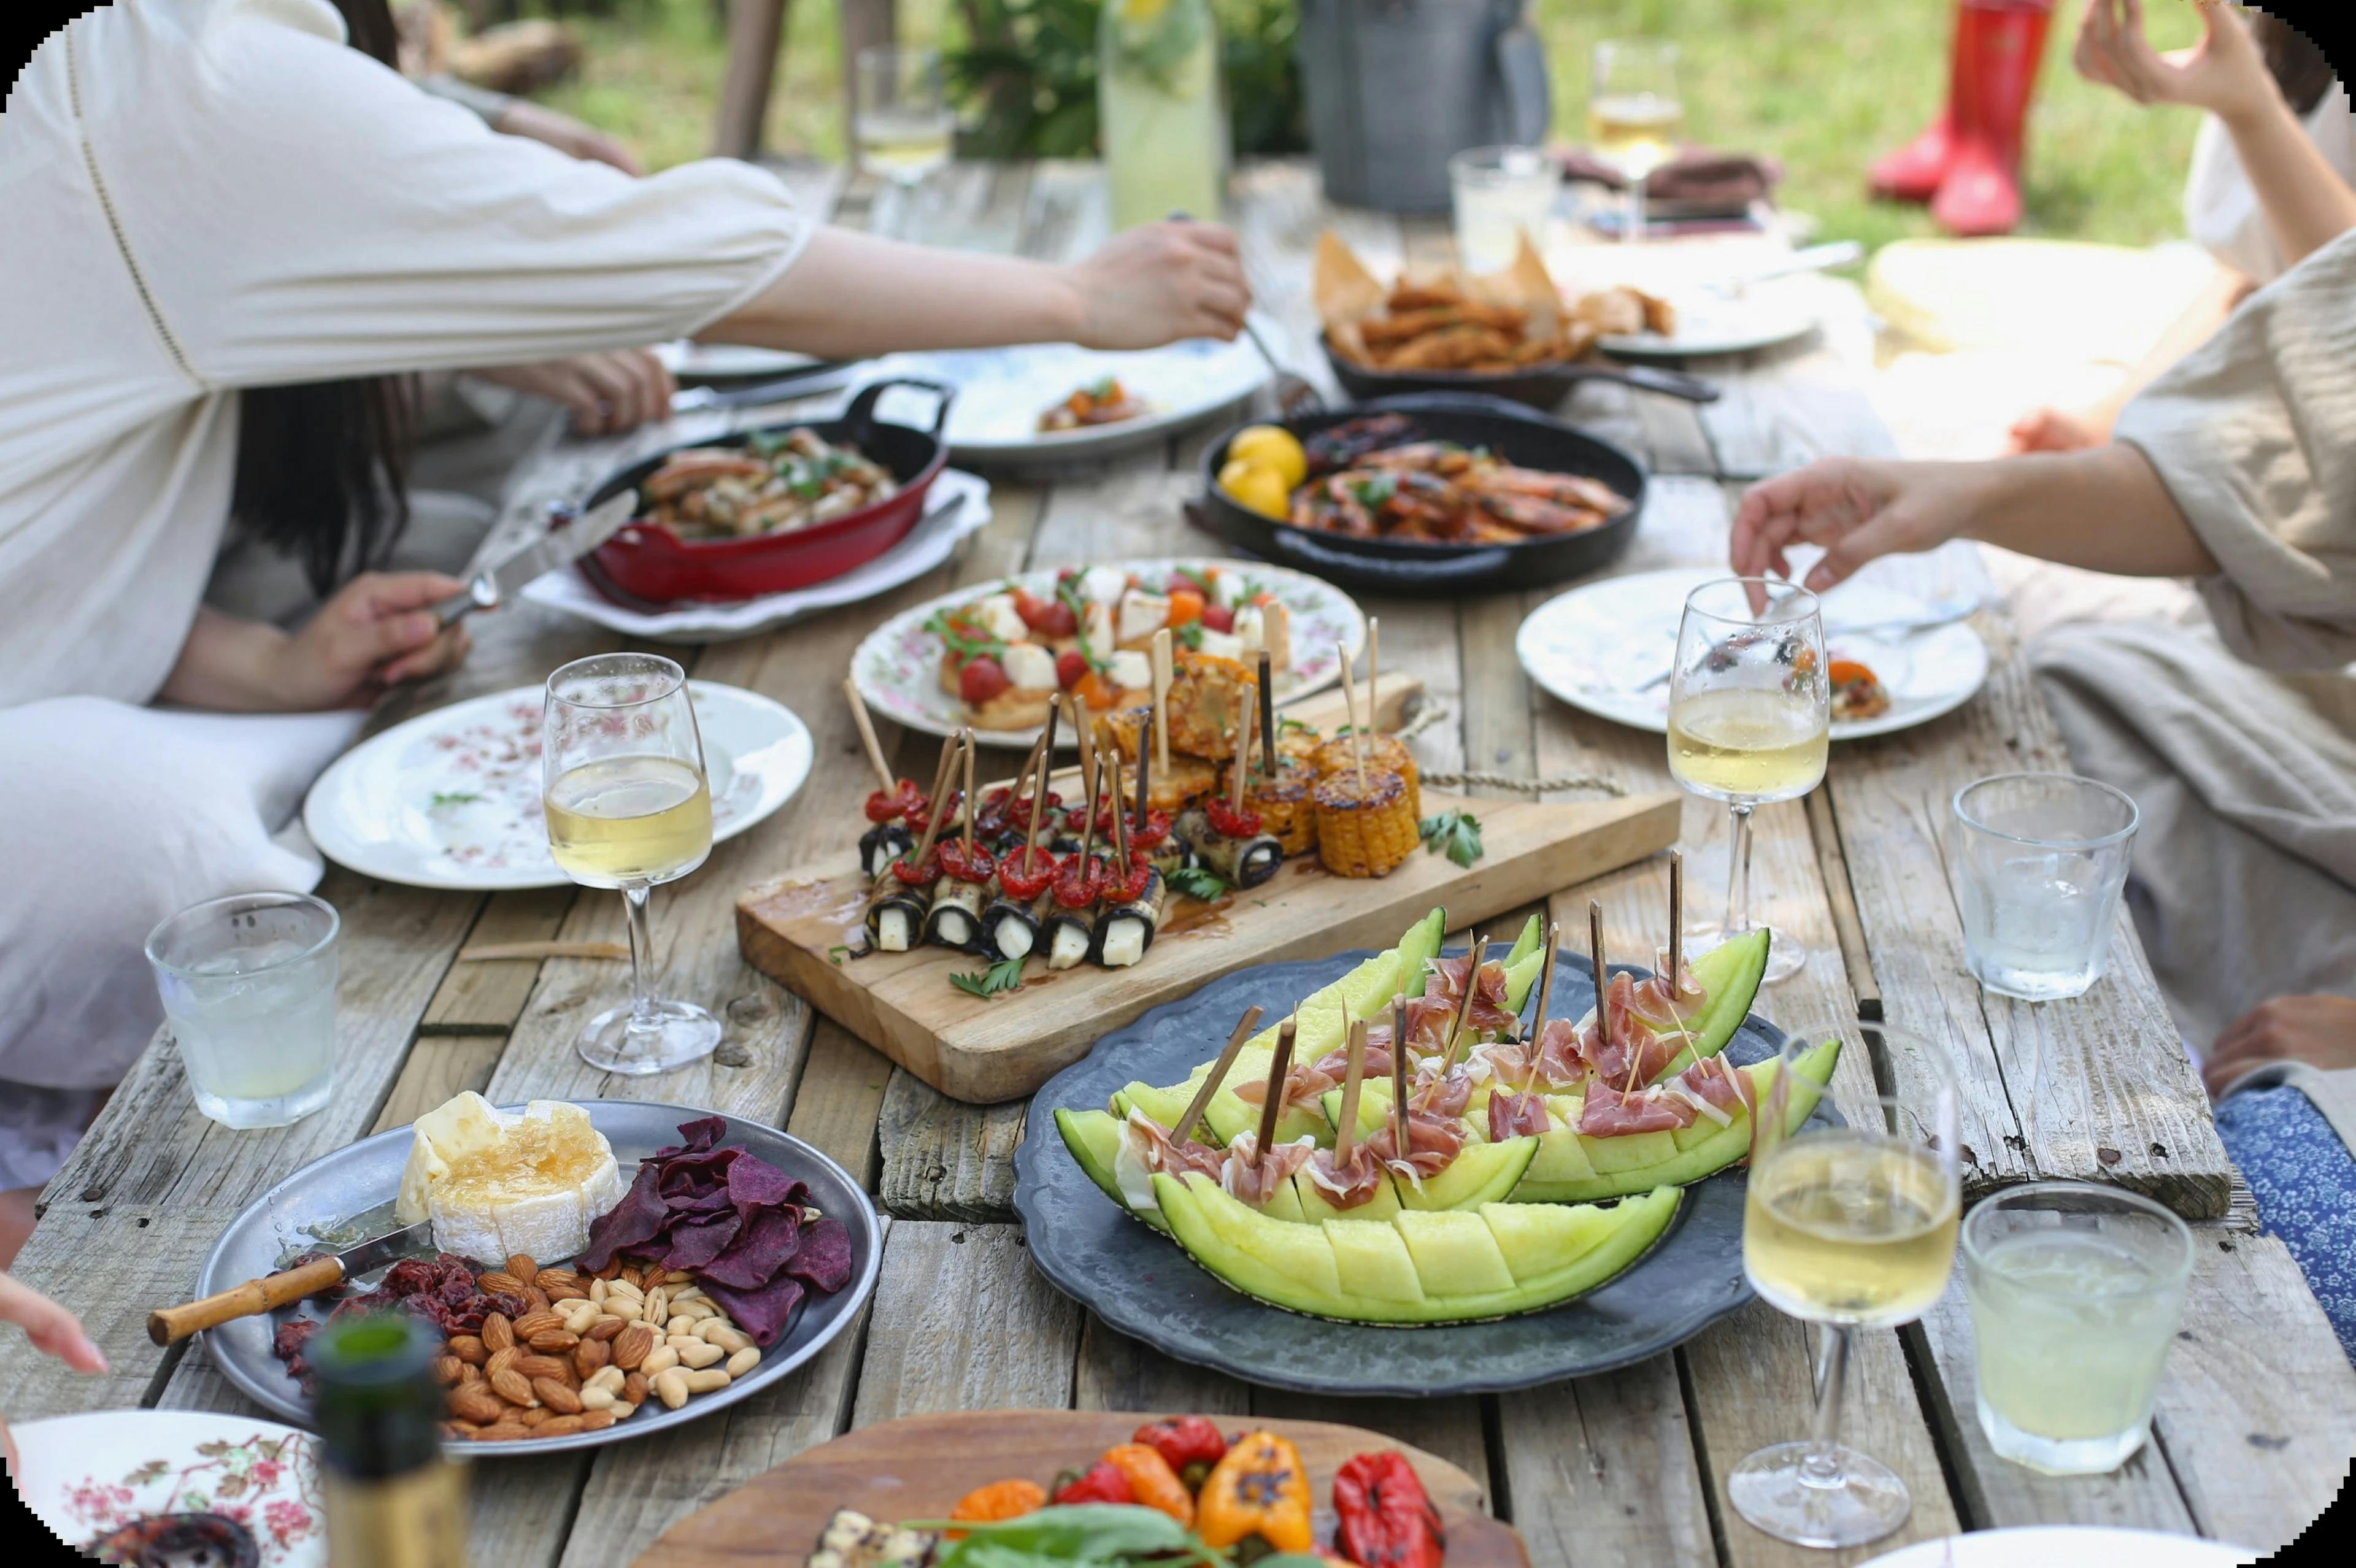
(1321, 332, 1719, 409)
(1191, 392, 1647, 596)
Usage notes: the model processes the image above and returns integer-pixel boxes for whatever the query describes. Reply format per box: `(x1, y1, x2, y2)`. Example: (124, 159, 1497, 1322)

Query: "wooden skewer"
(1668, 850, 1684, 985)
(959, 727, 977, 855)
(842, 677, 896, 794)
(1151, 628, 1173, 775)
(1265, 599, 1292, 672)
(1333, 1017, 1369, 1164)
(1023, 704, 1060, 863)
(1257, 650, 1278, 782)
(1392, 990, 1411, 1153)
(1253, 1013, 1298, 1169)
(1134, 696, 1155, 839)
(1109, 736, 1131, 865)
(1070, 697, 1098, 867)
(1525, 921, 1560, 1094)
(1338, 642, 1368, 794)
(1442, 933, 1489, 1070)
(899, 732, 964, 877)
(1228, 703, 1253, 813)
(1365, 616, 1380, 730)
(1171, 1005, 1263, 1147)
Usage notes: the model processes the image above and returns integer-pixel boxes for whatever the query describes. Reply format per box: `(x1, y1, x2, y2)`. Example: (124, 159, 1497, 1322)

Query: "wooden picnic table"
(7, 161, 2349, 1566)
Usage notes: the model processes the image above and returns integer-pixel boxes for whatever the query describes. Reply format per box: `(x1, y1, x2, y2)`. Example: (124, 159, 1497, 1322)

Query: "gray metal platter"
(1014, 948, 1835, 1396)
(194, 1101, 882, 1456)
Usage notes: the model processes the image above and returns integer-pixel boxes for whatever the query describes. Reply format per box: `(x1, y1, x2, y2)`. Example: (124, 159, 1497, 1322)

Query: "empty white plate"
(1858, 1527, 2255, 1568)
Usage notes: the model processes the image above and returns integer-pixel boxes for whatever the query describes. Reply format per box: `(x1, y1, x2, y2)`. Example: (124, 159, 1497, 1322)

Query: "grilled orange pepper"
(1195, 1430, 1313, 1554)
(1827, 657, 1878, 686)
(945, 1477, 1045, 1539)
(1166, 588, 1206, 628)
(1098, 1442, 1193, 1526)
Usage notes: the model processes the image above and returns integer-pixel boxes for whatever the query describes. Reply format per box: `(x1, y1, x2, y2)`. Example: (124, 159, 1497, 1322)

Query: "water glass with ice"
(1961, 1182, 2192, 1474)
(1449, 146, 1560, 274)
(1950, 772, 2137, 1001)
(146, 891, 340, 1129)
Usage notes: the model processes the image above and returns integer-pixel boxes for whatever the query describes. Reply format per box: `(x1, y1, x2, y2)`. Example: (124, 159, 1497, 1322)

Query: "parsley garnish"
(1166, 865, 1231, 901)
(745, 428, 793, 459)
(429, 791, 480, 809)
(1278, 715, 1314, 736)
(1350, 474, 1398, 509)
(923, 609, 1005, 663)
(1173, 622, 1205, 651)
(1174, 565, 1218, 599)
(949, 957, 1026, 999)
(826, 943, 853, 966)
(1086, 375, 1120, 401)
(1419, 809, 1485, 869)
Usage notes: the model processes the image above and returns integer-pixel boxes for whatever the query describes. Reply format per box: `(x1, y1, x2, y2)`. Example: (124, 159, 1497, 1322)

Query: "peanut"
(675, 1339, 724, 1371)
(586, 1315, 625, 1343)
(725, 1346, 761, 1378)
(680, 1367, 730, 1394)
(447, 1334, 488, 1365)
(588, 1278, 609, 1305)
(604, 1298, 643, 1323)
(504, 1254, 539, 1285)
(579, 1385, 617, 1412)
(476, 1270, 526, 1297)
(536, 1415, 585, 1439)
(586, 1366, 626, 1396)
(652, 1370, 688, 1410)
(560, 1299, 601, 1335)
(612, 1401, 639, 1420)
(448, 1386, 506, 1426)
(527, 1329, 580, 1353)
(572, 1339, 609, 1379)
(671, 1298, 715, 1321)
(607, 1275, 644, 1301)
(699, 1323, 750, 1353)
(665, 1315, 696, 1337)
(642, 1287, 669, 1324)
(480, 1313, 515, 1353)
(639, 1343, 680, 1377)
(533, 1377, 583, 1415)
(580, 1410, 617, 1432)
(489, 1369, 537, 1407)
(663, 1269, 695, 1285)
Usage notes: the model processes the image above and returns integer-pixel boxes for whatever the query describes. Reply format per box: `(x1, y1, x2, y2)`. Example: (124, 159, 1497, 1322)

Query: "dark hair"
(2251, 12, 2335, 118)
(228, 0, 414, 597)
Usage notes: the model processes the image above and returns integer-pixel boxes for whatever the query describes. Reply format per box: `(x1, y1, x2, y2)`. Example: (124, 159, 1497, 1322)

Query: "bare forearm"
(2219, 97, 2356, 267)
(703, 229, 1086, 358)
(1967, 445, 2220, 577)
(2103, 263, 2249, 412)
(160, 608, 299, 712)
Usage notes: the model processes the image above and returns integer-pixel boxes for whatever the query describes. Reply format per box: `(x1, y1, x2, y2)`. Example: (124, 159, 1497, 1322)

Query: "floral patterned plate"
(851, 558, 1366, 750)
(302, 682, 812, 891)
(9, 1410, 325, 1568)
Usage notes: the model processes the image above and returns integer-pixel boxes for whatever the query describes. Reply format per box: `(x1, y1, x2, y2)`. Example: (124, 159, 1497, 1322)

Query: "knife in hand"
(148, 1218, 436, 1345)
(431, 488, 639, 629)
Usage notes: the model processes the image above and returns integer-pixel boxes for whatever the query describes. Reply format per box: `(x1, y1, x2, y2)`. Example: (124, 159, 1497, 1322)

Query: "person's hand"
(493, 99, 642, 175)
(476, 350, 677, 436)
(1065, 221, 1253, 349)
(3, 1271, 107, 1475)
(1730, 457, 1988, 594)
(2074, 0, 2276, 123)
(2203, 994, 2356, 1097)
(276, 572, 474, 709)
(2006, 403, 2112, 453)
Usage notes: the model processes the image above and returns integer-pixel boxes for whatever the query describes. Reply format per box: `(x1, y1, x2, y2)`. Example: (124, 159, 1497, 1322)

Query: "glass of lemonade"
(543, 653, 718, 1076)
(1963, 1182, 2192, 1474)
(1951, 772, 2139, 1001)
(1590, 38, 1684, 244)
(1733, 1020, 1961, 1548)
(1449, 146, 1561, 275)
(146, 892, 339, 1129)
(1668, 577, 1828, 984)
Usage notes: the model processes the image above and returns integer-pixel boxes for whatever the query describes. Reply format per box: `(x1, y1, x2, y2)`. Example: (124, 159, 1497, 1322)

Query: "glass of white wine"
(1590, 38, 1684, 245)
(1734, 1018, 1961, 1548)
(542, 653, 719, 1076)
(855, 45, 957, 236)
(1668, 577, 1828, 983)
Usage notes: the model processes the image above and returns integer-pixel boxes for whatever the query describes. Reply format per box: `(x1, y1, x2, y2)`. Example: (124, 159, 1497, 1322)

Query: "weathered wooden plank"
(787, 1021, 893, 1191)
(877, 1069, 1025, 1221)
(0, 1203, 225, 1418)
(1496, 1356, 1715, 1566)
(1071, 1316, 1251, 1417)
(850, 1222, 1082, 1424)
(1804, 788, 1881, 1018)
(422, 886, 578, 1033)
(372, 1033, 508, 1132)
(1248, 1389, 1491, 1509)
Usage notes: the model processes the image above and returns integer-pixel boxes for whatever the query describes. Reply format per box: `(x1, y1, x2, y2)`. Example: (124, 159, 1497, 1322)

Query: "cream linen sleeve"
(90, 0, 808, 386)
(2114, 226, 2356, 671)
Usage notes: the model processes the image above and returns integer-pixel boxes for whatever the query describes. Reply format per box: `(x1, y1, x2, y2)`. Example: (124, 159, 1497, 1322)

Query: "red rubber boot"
(1869, 1, 1973, 204)
(1931, 0, 2056, 237)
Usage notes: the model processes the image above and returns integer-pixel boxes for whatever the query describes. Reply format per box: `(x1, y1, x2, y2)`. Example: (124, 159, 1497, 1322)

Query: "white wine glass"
(1667, 577, 1827, 984)
(1589, 38, 1683, 245)
(854, 45, 956, 236)
(1734, 1018, 1961, 1548)
(542, 653, 719, 1076)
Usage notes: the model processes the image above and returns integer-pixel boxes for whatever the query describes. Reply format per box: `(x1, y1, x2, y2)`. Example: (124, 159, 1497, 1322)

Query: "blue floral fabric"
(2214, 1083, 2356, 1361)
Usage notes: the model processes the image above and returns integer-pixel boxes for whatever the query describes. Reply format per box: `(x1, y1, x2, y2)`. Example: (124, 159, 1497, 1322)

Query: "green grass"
(529, 0, 2208, 250)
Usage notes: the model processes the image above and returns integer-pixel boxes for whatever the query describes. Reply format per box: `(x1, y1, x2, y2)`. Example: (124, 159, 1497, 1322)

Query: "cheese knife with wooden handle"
(147, 1219, 434, 1346)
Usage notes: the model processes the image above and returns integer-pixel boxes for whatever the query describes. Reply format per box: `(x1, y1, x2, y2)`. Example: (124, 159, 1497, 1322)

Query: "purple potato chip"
(698, 1274, 806, 1348)
(658, 1213, 743, 1272)
(698, 1206, 802, 1290)
(783, 1217, 855, 1294)
(672, 1115, 729, 1153)
(578, 1163, 669, 1272)
(725, 1153, 810, 1213)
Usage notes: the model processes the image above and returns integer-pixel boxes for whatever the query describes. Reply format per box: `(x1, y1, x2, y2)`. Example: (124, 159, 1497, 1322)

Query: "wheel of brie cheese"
(394, 1092, 626, 1264)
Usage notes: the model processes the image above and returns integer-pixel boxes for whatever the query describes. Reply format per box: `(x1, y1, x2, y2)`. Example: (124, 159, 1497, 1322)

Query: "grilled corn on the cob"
(1222, 755, 1317, 856)
(1314, 732, 1420, 820)
(1312, 767, 1417, 878)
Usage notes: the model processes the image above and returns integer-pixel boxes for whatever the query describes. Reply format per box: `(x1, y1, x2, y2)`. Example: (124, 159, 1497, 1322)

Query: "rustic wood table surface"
(7, 162, 2349, 1566)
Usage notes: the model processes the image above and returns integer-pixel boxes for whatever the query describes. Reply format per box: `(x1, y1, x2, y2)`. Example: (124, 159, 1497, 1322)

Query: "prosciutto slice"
(1577, 1077, 1700, 1137)
(1231, 1056, 1341, 1112)
(1477, 1017, 1588, 1092)
(1625, 954, 1705, 1033)
(1488, 1090, 1552, 1141)
(1120, 1109, 1224, 1180)
(1221, 1132, 1317, 1206)
(1667, 1053, 1755, 1126)
(1408, 1063, 1476, 1122)
(1304, 1140, 1388, 1209)
(1426, 956, 1519, 1037)
(1365, 1106, 1468, 1186)
(1577, 973, 1691, 1091)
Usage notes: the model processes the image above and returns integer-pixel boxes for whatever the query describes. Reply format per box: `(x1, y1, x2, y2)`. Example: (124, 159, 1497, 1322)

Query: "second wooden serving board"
(737, 787, 1679, 1102)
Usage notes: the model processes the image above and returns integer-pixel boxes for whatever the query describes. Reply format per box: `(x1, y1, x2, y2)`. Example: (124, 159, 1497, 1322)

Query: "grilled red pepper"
(1007, 789, 1063, 832)
(1101, 851, 1155, 903)
(936, 839, 995, 884)
(1049, 1459, 1134, 1505)
(890, 848, 941, 886)
(1333, 1451, 1444, 1568)
(1126, 807, 1173, 852)
(863, 779, 924, 823)
(996, 845, 1058, 901)
(1132, 1416, 1227, 1491)
(1205, 797, 1264, 838)
(1052, 852, 1099, 910)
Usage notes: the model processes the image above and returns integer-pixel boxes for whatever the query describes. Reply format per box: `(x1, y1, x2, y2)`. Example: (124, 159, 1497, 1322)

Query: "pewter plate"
(194, 1102, 882, 1455)
(1015, 949, 1833, 1396)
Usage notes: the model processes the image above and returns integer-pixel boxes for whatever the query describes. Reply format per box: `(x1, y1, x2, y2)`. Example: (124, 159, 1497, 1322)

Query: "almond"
(485, 1347, 521, 1382)
(545, 1282, 588, 1303)
(458, 1363, 483, 1385)
(593, 1258, 623, 1281)
(440, 1421, 475, 1441)
(585, 1316, 625, 1343)
(533, 1377, 583, 1415)
(523, 1286, 552, 1314)
(481, 1313, 515, 1353)
(509, 1310, 561, 1338)
(534, 1267, 580, 1292)
(489, 1368, 538, 1407)
(477, 1422, 533, 1442)
(431, 1355, 464, 1386)
(528, 1329, 580, 1353)
(504, 1253, 539, 1283)
(622, 1370, 650, 1405)
(448, 1334, 488, 1366)
(610, 1324, 656, 1370)
(579, 1410, 617, 1432)
(518, 1405, 550, 1428)
(536, 1415, 586, 1439)
(514, 1353, 571, 1383)
(619, 1264, 644, 1289)
(448, 1386, 507, 1426)
(573, 1339, 609, 1378)
(476, 1270, 526, 1297)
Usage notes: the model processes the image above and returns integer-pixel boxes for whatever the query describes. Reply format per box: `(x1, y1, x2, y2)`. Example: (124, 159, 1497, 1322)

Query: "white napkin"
(520, 468, 993, 640)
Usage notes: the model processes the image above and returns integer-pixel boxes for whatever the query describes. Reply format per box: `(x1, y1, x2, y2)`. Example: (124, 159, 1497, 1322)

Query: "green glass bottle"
(312, 1314, 468, 1568)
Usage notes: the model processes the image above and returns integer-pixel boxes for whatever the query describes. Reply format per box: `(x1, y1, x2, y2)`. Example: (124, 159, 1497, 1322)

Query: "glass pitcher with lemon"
(1100, 0, 1226, 230)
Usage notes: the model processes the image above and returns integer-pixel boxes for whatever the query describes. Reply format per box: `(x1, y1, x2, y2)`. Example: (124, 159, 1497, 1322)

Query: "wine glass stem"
(1625, 177, 1646, 244)
(1805, 1323, 1855, 1487)
(622, 882, 660, 1032)
(1723, 801, 1755, 936)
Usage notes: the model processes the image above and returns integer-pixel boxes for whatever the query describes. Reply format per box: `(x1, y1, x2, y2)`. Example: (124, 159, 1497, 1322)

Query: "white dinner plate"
(11, 1409, 327, 1568)
(1858, 1527, 2256, 1568)
(1600, 283, 1820, 359)
(656, 340, 828, 380)
(872, 323, 1271, 463)
(852, 558, 1365, 750)
(1516, 566, 1988, 741)
(304, 682, 812, 890)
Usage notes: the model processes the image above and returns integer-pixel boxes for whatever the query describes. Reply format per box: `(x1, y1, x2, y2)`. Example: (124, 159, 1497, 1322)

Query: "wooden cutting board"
(737, 788, 1679, 1102)
(636, 1409, 1528, 1567)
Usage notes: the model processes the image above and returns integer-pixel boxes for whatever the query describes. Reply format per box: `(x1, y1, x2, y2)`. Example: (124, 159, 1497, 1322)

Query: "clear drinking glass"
(1962, 1182, 2191, 1475)
(1449, 145, 1561, 274)
(1734, 1020, 1961, 1548)
(855, 46, 955, 186)
(1950, 772, 2138, 1001)
(1667, 578, 1828, 984)
(542, 653, 720, 1076)
(1589, 38, 1684, 244)
(146, 892, 340, 1129)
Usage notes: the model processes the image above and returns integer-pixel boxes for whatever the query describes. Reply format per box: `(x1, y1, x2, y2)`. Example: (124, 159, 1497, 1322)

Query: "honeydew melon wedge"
(1153, 1171, 1680, 1324)
(1509, 1037, 1842, 1204)
(1288, 1135, 1536, 1223)
(1643, 928, 1773, 1084)
(1058, 1107, 1309, 1231)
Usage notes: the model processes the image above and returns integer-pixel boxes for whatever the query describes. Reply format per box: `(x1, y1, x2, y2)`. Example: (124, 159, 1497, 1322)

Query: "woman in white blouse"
(0, 0, 1249, 1253)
